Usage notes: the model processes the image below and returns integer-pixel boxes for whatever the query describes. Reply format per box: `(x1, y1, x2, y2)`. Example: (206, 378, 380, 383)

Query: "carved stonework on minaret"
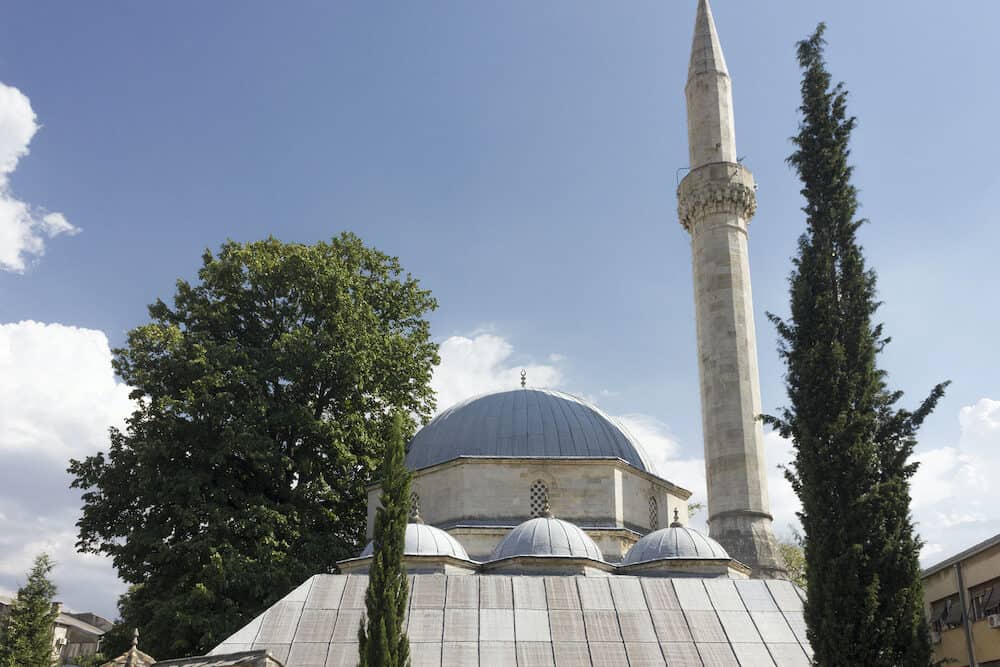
(678, 0, 786, 578)
(677, 162, 757, 231)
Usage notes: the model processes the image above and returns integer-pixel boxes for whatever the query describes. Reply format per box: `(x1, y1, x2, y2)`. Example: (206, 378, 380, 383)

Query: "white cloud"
(912, 398, 1000, 565)
(0, 321, 132, 461)
(0, 81, 79, 273)
(762, 430, 801, 540)
(0, 321, 132, 618)
(747, 398, 1000, 561)
(921, 543, 944, 561)
(432, 333, 562, 411)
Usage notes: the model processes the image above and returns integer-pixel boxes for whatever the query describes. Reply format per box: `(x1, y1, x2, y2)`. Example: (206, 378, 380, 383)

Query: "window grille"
(972, 581, 999, 620)
(530, 481, 549, 517)
(409, 491, 420, 520)
(934, 596, 963, 629)
(648, 496, 659, 530)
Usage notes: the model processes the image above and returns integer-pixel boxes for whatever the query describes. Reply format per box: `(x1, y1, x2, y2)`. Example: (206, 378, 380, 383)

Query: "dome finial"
(542, 497, 553, 518)
(671, 507, 682, 528)
(411, 506, 424, 524)
(520, 369, 527, 388)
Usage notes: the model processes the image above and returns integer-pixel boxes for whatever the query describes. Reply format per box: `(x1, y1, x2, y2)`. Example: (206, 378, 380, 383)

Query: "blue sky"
(1, 1, 998, 620)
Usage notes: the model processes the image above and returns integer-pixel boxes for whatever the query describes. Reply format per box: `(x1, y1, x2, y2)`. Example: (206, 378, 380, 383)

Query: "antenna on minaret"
(520, 369, 527, 388)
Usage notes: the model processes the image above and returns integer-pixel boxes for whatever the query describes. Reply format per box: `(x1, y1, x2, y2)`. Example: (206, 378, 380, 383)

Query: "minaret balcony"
(677, 161, 757, 231)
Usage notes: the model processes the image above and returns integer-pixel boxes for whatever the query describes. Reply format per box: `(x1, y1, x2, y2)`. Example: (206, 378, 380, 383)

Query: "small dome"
(405, 389, 652, 472)
(622, 524, 729, 565)
(361, 523, 469, 560)
(492, 516, 604, 561)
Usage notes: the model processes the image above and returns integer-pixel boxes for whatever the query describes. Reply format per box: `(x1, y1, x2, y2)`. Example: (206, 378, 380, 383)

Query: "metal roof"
(55, 612, 106, 637)
(360, 523, 470, 560)
(207, 573, 812, 666)
(154, 650, 282, 667)
(406, 389, 652, 473)
(624, 526, 730, 565)
(492, 517, 604, 562)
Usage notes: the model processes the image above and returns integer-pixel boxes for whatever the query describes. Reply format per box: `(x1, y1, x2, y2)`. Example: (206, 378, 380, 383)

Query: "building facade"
(924, 533, 1000, 667)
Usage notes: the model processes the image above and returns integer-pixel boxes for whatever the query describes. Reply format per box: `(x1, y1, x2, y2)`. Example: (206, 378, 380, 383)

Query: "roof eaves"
(922, 532, 1000, 578)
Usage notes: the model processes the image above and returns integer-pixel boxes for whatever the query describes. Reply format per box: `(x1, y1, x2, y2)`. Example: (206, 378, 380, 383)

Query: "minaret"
(677, 0, 785, 578)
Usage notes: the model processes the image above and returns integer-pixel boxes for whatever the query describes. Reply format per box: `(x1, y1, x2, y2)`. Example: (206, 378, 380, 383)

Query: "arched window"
(530, 480, 549, 517)
(649, 496, 659, 530)
(409, 491, 421, 521)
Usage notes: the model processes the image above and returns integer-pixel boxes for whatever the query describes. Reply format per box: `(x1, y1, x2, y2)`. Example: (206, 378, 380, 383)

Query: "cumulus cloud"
(0, 81, 79, 273)
(759, 430, 802, 541)
(0, 321, 132, 618)
(432, 333, 562, 411)
(749, 398, 1000, 561)
(912, 398, 1000, 565)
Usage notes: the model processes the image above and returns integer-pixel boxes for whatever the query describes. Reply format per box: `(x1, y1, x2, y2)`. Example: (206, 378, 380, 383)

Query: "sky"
(1, 1, 998, 620)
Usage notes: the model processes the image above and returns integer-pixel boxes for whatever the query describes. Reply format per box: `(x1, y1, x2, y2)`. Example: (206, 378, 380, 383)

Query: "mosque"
(160, 1, 813, 665)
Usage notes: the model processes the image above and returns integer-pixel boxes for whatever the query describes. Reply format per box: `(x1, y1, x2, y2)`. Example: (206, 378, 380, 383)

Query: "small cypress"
(0, 554, 60, 667)
(765, 24, 948, 666)
(358, 413, 411, 667)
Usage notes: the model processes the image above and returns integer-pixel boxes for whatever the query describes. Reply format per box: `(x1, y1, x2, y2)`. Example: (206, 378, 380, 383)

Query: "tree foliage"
(74, 654, 110, 667)
(69, 234, 438, 659)
(777, 532, 806, 590)
(0, 554, 59, 667)
(358, 413, 411, 667)
(764, 24, 948, 666)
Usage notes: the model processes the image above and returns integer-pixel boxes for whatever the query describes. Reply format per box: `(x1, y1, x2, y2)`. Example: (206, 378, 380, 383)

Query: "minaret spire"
(689, 0, 729, 78)
(685, 0, 737, 169)
(677, 0, 786, 578)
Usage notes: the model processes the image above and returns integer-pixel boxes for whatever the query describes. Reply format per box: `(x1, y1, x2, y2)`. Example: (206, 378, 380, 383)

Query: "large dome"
(406, 388, 651, 472)
(491, 516, 604, 561)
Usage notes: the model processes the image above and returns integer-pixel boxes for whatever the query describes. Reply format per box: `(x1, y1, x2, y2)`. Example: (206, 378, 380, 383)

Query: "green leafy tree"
(765, 24, 947, 666)
(73, 654, 109, 667)
(0, 554, 59, 667)
(777, 530, 806, 590)
(358, 412, 411, 667)
(69, 234, 438, 659)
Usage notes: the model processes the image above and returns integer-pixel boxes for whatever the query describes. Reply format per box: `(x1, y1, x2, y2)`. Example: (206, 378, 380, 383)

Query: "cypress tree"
(358, 412, 411, 667)
(765, 24, 948, 666)
(0, 554, 59, 667)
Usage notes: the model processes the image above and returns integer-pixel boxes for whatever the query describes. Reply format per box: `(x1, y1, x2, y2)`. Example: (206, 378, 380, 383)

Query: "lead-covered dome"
(360, 523, 469, 560)
(491, 516, 604, 561)
(622, 524, 729, 565)
(406, 389, 651, 472)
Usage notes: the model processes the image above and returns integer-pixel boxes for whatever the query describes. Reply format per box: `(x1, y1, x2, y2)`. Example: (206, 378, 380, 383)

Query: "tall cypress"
(765, 25, 948, 666)
(358, 412, 411, 667)
(0, 554, 59, 667)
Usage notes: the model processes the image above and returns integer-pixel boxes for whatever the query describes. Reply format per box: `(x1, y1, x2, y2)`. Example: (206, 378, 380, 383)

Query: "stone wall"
(365, 457, 691, 562)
